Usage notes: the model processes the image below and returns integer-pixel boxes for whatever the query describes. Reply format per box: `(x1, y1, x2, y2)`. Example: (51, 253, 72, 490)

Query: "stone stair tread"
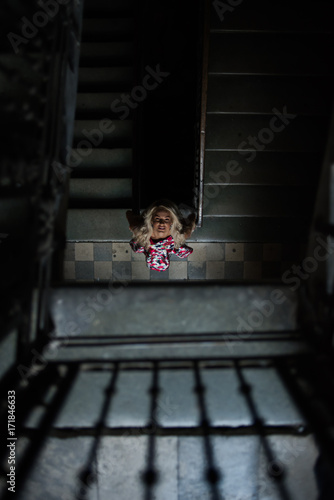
(73, 120, 132, 148)
(203, 185, 314, 217)
(209, 32, 334, 75)
(67, 208, 131, 241)
(79, 42, 133, 66)
(197, 216, 310, 242)
(78, 67, 133, 91)
(66, 209, 310, 242)
(207, 75, 333, 115)
(70, 148, 132, 177)
(204, 151, 321, 186)
(75, 92, 134, 118)
(69, 178, 132, 201)
(205, 114, 328, 152)
(50, 283, 298, 336)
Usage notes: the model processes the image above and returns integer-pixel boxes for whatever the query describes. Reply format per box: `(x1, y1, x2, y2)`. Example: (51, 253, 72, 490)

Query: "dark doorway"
(138, 0, 201, 209)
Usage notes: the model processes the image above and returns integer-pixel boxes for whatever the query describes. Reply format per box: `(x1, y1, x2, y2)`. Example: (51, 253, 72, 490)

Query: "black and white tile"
(63, 242, 306, 282)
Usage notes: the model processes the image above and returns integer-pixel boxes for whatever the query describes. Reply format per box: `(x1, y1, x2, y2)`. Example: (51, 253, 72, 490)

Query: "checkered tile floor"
(63, 242, 306, 282)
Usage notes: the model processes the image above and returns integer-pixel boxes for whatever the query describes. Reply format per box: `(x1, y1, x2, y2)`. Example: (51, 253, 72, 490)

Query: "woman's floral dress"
(130, 235, 193, 271)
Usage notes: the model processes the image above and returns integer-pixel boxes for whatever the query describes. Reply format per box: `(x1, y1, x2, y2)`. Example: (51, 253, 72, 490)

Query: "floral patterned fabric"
(129, 235, 193, 271)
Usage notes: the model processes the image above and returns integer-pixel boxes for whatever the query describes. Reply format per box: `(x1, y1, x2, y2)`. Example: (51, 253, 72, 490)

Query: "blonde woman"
(126, 200, 196, 272)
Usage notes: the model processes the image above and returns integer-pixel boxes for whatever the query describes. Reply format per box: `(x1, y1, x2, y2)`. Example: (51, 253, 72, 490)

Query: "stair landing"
(63, 238, 306, 282)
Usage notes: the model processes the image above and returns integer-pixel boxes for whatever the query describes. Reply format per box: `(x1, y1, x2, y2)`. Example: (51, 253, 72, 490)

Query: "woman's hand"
(126, 210, 144, 230)
(183, 213, 196, 239)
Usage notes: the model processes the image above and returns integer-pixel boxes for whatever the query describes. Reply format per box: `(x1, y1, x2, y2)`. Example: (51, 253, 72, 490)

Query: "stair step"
(197, 216, 309, 243)
(202, 185, 314, 217)
(44, 338, 310, 361)
(73, 120, 132, 148)
(210, 0, 334, 33)
(75, 92, 135, 119)
(205, 114, 328, 152)
(67, 208, 131, 241)
(70, 148, 132, 177)
(209, 32, 334, 75)
(69, 178, 132, 207)
(50, 284, 298, 337)
(79, 42, 133, 66)
(78, 67, 133, 92)
(81, 18, 134, 42)
(207, 75, 333, 115)
(66, 209, 309, 243)
(204, 151, 322, 186)
(83, 0, 135, 17)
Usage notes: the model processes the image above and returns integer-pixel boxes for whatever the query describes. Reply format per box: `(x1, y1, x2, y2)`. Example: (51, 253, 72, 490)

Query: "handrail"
(193, 0, 211, 227)
(35, 0, 83, 348)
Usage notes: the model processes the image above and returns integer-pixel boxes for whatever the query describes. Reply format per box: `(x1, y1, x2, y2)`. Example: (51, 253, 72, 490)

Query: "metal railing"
(193, 0, 211, 227)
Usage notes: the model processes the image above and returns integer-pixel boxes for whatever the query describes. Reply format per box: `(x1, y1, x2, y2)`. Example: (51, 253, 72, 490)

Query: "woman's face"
(151, 210, 172, 239)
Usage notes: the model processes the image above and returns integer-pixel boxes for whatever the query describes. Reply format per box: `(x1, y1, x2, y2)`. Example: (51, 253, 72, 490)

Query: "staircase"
(199, 0, 334, 242)
(2, 2, 334, 499)
(65, 0, 334, 250)
(67, 0, 135, 241)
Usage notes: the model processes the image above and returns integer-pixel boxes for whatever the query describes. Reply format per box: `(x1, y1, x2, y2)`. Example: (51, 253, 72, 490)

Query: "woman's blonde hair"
(131, 199, 195, 250)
